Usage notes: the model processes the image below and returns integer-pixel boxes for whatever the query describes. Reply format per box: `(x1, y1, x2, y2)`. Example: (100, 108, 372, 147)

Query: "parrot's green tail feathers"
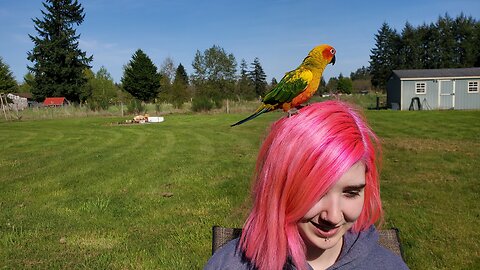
(230, 106, 271, 127)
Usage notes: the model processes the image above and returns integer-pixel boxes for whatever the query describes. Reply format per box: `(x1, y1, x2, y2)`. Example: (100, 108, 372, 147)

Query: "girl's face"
(297, 162, 366, 255)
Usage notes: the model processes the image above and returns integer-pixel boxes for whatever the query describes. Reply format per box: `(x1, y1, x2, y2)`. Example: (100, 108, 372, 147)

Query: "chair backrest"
(212, 226, 404, 259)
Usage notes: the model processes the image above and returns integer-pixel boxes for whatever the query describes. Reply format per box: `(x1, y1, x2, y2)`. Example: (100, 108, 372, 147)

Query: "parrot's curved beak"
(330, 55, 336, 65)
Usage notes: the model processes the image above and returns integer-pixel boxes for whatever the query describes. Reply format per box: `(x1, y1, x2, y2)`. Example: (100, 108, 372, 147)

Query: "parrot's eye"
(330, 49, 336, 55)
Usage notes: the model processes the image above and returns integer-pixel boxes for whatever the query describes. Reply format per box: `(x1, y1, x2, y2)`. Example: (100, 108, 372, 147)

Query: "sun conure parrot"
(231, 44, 336, 127)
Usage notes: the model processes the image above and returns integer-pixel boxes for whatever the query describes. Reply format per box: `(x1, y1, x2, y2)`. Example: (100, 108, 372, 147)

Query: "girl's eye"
(344, 191, 361, 198)
(343, 184, 365, 199)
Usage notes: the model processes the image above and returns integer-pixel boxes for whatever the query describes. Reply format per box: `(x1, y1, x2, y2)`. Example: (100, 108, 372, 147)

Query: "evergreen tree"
(474, 21, 480, 66)
(269, 77, 279, 94)
(235, 59, 255, 100)
(170, 63, 190, 108)
(437, 14, 456, 68)
(121, 49, 161, 102)
(240, 59, 249, 79)
(270, 77, 278, 88)
(248, 57, 267, 96)
(453, 14, 477, 67)
(417, 23, 441, 69)
(27, 0, 92, 102)
(369, 22, 401, 90)
(399, 22, 422, 69)
(174, 63, 189, 86)
(0, 57, 18, 93)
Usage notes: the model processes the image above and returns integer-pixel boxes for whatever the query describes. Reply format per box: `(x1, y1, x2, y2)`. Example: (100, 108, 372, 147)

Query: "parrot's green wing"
(263, 68, 313, 105)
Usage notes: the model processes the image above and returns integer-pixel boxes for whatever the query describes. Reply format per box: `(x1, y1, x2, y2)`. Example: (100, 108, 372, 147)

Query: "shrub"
(87, 99, 110, 111)
(127, 99, 145, 114)
(191, 96, 214, 112)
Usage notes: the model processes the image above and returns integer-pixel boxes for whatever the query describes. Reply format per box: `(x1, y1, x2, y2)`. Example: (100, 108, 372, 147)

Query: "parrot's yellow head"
(305, 44, 336, 68)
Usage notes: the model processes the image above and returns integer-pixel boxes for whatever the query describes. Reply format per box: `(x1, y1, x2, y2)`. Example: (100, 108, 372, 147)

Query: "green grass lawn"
(1, 109, 479, 269)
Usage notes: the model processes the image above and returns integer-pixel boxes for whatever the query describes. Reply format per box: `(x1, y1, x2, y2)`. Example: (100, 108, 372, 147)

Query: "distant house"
(43, 97, 70, 107)
(387, 68, 480, 110)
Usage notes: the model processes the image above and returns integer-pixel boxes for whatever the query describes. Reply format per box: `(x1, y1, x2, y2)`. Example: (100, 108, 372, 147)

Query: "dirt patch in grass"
(68, 232, 123, 250)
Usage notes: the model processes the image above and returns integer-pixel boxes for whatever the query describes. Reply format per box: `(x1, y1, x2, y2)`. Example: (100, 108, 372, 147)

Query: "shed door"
(439, 80, 454, 109)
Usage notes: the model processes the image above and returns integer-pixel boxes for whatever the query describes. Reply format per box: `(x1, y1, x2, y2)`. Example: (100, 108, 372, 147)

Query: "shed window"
(415, 82, 426, 94)
(468, 81, 479, 93)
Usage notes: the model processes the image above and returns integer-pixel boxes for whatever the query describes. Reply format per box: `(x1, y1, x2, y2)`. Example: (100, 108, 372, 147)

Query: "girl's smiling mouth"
(309, 220, 342, 238)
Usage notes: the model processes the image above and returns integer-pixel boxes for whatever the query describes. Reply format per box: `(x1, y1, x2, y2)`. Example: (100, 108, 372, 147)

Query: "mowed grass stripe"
(0, 119, 125, 183)
(367, 110, 480, 269)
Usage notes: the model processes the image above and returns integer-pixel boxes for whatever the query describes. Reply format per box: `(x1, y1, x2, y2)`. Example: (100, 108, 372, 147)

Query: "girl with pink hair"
(205, 100, 409, 270)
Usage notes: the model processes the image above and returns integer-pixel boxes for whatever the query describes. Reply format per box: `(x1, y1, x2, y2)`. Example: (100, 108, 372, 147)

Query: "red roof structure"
(43, 97, 69, 106)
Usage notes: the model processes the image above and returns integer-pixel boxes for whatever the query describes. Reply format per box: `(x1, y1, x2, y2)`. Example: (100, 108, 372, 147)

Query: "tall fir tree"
(417, 23, 441, 69)
(399, 22, 422, 69)
(235, 59, 255, 100)
(121, 49, 161, 102)
(270, 77, 278, 89)
(369, 22, 401, 90)
(0, 57, 18, 93)
(453, 14, 478, 67)
(174, 63, 189, 86)
(239, 59, 249, 79)
(474, 20, 480, 66)
(437, 14, 456, 68)
(170, 63, 190, 108)
(27, 0, 92, 102)
(248, 57, 267, 96)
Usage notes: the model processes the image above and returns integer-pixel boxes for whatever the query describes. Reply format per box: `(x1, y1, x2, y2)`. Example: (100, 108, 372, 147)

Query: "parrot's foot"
(287, 108, 299, 117)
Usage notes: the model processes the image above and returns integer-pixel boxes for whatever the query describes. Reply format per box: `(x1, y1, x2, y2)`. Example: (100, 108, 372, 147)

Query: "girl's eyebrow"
(343, 184, 366, 191)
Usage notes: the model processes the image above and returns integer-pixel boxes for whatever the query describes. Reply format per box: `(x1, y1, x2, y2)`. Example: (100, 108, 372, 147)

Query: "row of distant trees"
(113, 46, 273, 111)
(0, 0, 273, 112)
(0, 0, 368, 113)
(5, 1, 478, 112)
(370, 13, 480, 89)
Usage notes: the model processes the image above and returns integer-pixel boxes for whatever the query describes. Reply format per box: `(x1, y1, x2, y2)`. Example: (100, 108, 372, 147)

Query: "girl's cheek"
(343, 199, 364, 222)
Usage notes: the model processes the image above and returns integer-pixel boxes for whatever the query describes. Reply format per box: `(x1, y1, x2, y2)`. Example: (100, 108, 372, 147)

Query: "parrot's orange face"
(322, 45, 336, 65)
(309, 44, 336, 66)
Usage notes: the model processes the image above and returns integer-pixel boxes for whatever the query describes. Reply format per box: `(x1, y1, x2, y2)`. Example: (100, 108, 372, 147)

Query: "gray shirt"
(204, 226, 409, 270)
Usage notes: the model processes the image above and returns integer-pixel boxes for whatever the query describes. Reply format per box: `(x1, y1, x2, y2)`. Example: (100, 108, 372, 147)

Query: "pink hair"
(239, 100, 383, 270)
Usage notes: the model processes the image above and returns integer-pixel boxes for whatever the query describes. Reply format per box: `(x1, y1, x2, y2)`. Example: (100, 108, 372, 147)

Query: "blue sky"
(1, 0, 480, 84)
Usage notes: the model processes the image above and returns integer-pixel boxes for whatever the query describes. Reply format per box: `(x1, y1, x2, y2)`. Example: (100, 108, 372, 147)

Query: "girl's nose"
(319, 194, 343, 225)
